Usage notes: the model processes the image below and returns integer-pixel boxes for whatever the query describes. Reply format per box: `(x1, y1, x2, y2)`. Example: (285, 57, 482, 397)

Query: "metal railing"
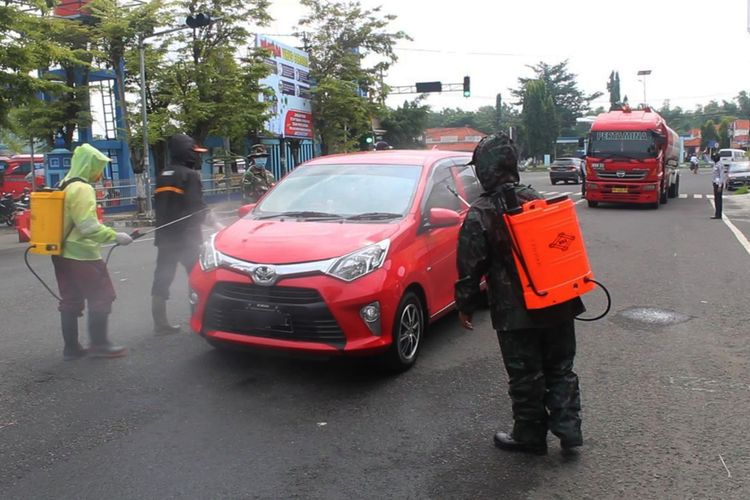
(93, 173, 245, 211)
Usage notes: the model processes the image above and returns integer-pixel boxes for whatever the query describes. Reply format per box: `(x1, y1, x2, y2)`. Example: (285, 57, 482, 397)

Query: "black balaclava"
(168, 133, 202, 170)
(470, 133, 519, 192)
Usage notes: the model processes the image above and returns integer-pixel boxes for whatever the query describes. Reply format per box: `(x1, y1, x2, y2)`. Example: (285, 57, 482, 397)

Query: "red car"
(189, 150, 483, 371)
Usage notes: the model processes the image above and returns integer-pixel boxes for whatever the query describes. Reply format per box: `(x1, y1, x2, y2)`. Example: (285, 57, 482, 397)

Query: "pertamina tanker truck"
(584, 105, 680, 209)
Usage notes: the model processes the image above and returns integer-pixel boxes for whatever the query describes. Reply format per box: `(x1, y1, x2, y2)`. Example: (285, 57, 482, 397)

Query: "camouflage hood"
(469, 133, 519, 192)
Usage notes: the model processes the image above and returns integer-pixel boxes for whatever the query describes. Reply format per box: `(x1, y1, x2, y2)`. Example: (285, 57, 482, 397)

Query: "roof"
(425, 126, 487, 138)
(591, 109, 664, 131)
(303, 149, 470, 167)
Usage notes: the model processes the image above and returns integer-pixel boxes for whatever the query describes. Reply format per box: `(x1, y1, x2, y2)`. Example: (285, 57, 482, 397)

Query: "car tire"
(380, 291, 424, 373)
(587, 200, 598, 208)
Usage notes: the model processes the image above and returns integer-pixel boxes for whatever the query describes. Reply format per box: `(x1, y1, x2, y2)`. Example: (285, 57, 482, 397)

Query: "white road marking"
(679, 194, 688, 199)
(694, 194, 704, 199)
(710, 199, 750, 256)
(706, 194, 714, 200)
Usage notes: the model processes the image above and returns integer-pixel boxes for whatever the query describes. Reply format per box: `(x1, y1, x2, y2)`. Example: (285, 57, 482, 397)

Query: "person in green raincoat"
(52, 144, 133, 360)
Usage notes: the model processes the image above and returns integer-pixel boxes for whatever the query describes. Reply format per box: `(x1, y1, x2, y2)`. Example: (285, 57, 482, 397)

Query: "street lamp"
(137, 13, 214, 216)
(637, 69, 651, 106)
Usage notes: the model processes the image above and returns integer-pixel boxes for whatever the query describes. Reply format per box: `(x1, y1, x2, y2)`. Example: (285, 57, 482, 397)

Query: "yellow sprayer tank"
(29, 191, 66, 255)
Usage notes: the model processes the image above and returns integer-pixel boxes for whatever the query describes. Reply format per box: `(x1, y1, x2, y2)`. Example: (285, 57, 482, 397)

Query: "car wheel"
(587, 200, 598, 208)
(380, 291, 424, 373)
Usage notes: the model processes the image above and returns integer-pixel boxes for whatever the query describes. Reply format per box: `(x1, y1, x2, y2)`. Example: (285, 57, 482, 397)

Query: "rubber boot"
(87, 311, 127, 358)
(152, 296, 181, 335)
(61, 311, 87, 361)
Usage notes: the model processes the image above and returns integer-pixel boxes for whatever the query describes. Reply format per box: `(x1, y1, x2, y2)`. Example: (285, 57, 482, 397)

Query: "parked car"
(718, 148, 749, 174)
(727, 163, 750, 190)
(549, 157, 583, 185)
(188, 150, 481, 372)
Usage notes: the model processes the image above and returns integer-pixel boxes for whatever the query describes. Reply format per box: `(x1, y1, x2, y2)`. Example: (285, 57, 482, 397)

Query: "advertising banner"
(256, 35, 314, 139)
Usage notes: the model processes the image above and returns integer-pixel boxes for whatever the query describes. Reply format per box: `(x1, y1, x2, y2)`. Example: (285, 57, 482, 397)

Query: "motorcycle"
(0, 192, 20, 226)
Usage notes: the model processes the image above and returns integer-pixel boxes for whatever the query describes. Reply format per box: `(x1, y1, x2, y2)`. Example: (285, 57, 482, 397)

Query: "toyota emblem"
(616, 170, 626, 178)
(253, 265, 277, 285)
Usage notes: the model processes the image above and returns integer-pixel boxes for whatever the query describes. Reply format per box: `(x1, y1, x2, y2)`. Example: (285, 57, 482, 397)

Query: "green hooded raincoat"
(61, 144, 117, 261)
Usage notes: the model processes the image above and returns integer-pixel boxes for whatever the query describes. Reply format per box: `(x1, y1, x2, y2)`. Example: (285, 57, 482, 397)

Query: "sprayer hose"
(24, 247, 62, 302)
(575, 279, 611, 322)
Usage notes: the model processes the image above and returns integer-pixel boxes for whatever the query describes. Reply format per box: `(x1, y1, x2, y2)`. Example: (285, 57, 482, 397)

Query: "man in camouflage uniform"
(455, 133, 585, 455)
(242, 144, 275, 203)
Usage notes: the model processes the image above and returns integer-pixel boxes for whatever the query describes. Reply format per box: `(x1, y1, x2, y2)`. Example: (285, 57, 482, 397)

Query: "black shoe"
(63, 346, 88, 361)
(493, 432, 547, 455)
(560, 437, 583, 450)
(61, 312, 87, 360)
(88, 312, 128, 358)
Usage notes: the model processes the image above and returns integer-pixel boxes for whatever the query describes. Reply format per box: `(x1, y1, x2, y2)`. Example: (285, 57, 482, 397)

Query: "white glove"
(115, 232, 133, 246)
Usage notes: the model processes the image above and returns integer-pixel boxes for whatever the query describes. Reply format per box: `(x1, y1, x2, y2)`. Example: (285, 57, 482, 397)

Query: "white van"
(718, 148, 749, 172)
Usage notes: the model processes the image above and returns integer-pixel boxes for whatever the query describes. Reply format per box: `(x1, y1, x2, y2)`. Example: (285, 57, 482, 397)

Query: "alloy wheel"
(397, 303, 422, 361)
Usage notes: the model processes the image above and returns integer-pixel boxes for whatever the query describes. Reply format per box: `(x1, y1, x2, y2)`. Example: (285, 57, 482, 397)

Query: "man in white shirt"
(711, 152, 726, 219)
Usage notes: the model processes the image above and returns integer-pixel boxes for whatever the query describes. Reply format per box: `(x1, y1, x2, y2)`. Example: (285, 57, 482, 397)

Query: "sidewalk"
(0, 199, 244, 256)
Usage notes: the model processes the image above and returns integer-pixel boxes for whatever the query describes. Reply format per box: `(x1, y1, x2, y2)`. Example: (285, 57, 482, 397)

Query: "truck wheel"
(668, 175, 680, 198)
(587, 200, 598, 208)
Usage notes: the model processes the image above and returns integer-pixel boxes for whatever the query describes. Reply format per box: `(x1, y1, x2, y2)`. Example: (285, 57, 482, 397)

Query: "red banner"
(284, 110, 313, 139)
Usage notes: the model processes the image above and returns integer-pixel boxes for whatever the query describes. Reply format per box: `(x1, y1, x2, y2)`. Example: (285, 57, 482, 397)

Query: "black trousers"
(496, 318, 582, 445)
(151, 244, 201, 300)
(713, 184, 723, 218)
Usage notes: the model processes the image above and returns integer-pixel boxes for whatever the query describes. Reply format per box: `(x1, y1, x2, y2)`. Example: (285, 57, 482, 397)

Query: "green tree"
(297, 0, 409, 153)
(521, 79, 557, 158)
(381, 98, 429, 149)
(607, 70, 620, 110)
(718, 117, 733, 149)
(737, 90, 750, 117)
(512, 60, 602, 135)
(701, 120, 719, 149)
(425, 108, 477, 129)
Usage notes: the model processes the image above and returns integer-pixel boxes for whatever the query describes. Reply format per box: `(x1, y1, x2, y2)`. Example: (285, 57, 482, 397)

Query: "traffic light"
(463, 76, 471, 98)
(186, 13, 212, 28)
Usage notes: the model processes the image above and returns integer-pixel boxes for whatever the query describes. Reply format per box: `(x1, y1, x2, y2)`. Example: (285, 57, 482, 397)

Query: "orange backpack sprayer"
(498, 185, 610, 321)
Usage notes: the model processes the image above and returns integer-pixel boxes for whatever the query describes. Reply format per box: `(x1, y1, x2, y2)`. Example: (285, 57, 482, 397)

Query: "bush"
(733, 186, 749, 195)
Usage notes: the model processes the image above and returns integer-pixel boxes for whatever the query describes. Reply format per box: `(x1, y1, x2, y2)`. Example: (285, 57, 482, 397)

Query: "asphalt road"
(1, 167, 749, 499)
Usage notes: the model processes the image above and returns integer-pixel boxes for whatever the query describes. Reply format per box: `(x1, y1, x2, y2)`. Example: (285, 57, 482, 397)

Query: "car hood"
(729, 171, 750, 177)
(214, 218, 405, 264)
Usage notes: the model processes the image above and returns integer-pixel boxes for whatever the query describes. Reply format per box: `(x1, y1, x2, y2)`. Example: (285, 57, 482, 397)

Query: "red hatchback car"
(188, 150, 483, 371)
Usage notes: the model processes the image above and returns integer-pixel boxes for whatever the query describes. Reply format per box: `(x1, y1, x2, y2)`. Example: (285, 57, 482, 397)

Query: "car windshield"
(254, 163, 422, 219)
(589, 130, 657, 159)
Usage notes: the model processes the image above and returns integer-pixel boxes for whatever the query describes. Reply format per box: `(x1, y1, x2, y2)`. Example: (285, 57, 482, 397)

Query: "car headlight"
(199, 234, 224, 271)
(326, 239, 390, 282)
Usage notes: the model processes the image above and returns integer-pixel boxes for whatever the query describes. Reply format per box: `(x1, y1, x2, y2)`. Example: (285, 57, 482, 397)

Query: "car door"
(419, 159, 464, 317)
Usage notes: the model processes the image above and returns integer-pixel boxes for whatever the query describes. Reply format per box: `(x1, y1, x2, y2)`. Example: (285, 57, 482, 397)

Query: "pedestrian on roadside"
(710, 152, 726, 219)
(690, 154, 699, 174)
(242, 144, 275, 203)
(151, 133, 222, 334)
(455, 133, 585, 456)
(53, 144, 132, 360)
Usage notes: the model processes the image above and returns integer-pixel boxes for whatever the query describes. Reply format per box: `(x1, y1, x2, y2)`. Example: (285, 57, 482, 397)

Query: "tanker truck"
(584, 105, 680, 209)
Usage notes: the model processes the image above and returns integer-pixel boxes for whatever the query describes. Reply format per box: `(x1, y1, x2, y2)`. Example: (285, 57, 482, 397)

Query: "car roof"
(302, 149, 471, 167)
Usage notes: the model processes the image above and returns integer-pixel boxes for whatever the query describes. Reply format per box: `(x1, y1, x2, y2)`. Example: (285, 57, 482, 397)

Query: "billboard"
(256, 35, 314, 139)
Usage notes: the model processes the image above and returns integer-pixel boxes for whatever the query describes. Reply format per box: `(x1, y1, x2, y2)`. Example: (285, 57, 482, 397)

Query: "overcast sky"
(263, 0, 750, 114)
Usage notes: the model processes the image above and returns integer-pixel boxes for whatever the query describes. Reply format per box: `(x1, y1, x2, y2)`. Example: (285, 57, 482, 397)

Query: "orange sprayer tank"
(504, 195, 595, 309)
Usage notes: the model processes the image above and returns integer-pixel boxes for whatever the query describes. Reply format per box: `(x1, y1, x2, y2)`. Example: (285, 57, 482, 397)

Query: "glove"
(115, 232, 133, 246)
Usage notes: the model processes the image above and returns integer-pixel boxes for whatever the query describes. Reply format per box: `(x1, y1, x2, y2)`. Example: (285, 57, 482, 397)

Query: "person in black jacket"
(455, 133, 585, 455)
(151, 133, 221, 334)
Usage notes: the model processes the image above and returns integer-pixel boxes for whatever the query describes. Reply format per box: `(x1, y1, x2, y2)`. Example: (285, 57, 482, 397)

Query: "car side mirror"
(427, 207, 461, 229)
(237, 203, 256, 218)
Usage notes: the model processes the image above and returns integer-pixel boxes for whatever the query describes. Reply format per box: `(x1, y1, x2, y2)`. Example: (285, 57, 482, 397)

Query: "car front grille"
(203, 282, 346, 349)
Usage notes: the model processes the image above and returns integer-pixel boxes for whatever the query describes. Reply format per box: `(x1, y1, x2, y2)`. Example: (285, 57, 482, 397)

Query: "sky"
(261, 0, 750, 114)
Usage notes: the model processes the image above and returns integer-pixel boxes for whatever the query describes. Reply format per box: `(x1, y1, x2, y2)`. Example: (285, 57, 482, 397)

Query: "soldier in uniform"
(455, 133, 585, 455)
(242, 144, 276, 203)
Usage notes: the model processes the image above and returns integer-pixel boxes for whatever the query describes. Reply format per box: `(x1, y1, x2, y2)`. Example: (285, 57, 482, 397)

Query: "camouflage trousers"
(496, 318, 582, 446)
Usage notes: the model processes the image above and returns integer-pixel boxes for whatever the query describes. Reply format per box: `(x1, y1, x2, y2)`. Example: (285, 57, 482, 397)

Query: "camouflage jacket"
(455, 183, 584, 331)
(242, 166, 276, 202)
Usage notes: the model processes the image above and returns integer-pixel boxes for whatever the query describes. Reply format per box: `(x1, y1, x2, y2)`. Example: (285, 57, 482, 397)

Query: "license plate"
(234, 305, 291, 331)
(612, 187, 628, 193)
